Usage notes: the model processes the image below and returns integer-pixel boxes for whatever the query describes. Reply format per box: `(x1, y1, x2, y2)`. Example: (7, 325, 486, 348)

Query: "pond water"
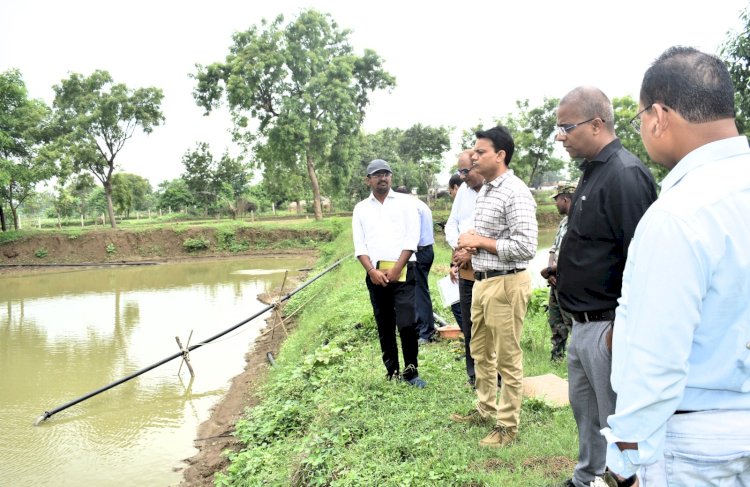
(0, 256, 310, 487)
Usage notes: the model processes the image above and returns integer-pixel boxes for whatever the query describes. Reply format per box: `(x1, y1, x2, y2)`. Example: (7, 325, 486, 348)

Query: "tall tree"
(193, 9, 395, 220)
(398, 123, 451, 202)
(0, 69, 55, 230)
(720, 5, 750, 137)
(52, 70, 164, 228)
(181, 142, 216, 213)
(500, 98, 562, 187)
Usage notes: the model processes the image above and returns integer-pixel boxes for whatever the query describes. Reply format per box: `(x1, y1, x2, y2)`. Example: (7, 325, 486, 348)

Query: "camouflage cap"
(551, 183, 577, 198)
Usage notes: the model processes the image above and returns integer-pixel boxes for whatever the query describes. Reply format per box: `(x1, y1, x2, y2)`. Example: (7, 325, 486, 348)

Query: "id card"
(376, 260, 407, 282)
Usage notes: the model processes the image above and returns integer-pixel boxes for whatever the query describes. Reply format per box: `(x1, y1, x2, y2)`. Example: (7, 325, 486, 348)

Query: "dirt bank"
(178, 290, 303, 486)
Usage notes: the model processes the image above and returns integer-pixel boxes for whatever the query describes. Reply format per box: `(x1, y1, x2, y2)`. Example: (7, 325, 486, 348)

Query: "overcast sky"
(1, 0, 747, 188)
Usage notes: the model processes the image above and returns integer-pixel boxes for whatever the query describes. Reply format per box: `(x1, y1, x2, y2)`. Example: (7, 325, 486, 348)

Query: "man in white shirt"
(445, 149, 484, 386)
(352, 159, 426, 388)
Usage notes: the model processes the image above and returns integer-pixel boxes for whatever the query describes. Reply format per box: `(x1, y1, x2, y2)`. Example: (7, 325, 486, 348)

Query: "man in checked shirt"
(450, 126, 538, 448)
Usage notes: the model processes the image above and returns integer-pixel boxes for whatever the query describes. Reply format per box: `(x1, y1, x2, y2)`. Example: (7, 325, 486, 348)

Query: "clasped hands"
(368, 266, 402, 287)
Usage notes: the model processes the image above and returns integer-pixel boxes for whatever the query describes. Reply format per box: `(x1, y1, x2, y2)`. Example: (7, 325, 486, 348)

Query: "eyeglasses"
(630, 104, 654, 134)
(457, 168, 472, 176)
(556, 117, 600, 136)
(368, 171, 391, 179)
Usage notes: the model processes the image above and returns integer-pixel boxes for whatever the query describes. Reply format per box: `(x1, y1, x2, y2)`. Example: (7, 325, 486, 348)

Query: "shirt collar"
(368, 189, 396, 202)
(660, 136, 750, 194)
(485, 169, 513, 188)
(579, 138, 623, 170)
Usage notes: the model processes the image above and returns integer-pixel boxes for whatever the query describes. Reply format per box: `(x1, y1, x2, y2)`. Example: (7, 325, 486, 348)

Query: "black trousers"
(366, 263, 419, 380)
(414, 245, 435, 340)
(458, 277, 475, 379)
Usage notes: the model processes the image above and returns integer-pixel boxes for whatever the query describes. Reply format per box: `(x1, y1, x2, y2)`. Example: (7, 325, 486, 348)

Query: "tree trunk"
(104, 181, 117, 229)
(306, 152, 323, 220)
(0, 205, 6, 232)
(11, 205, 19, 230)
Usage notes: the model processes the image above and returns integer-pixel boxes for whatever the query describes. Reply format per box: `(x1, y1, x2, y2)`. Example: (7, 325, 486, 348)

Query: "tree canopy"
(721, 5, 750, 137)
(193, 9, 395, 220)
(0, 69, 55, 230)
(52, 70, 164, 228)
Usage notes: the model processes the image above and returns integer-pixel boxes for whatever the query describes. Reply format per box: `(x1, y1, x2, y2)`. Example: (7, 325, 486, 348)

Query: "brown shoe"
(478, 425, 517, 448)
(450, 409, 492, 425)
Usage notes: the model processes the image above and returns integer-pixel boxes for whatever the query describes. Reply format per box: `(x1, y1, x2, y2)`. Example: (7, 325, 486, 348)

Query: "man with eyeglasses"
(352, 159, 426, 388)
(450, 127, 537, 449)
(601, 47, 750, 486)
(445, 149, 487, 387)
(554, 87, 657, 487)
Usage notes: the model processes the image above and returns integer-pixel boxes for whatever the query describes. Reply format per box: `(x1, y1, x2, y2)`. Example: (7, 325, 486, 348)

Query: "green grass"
(218, 225, 577, 487)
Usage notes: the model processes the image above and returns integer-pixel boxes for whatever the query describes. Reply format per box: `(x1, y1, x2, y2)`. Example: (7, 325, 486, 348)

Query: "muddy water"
(0, 256, 310, 487)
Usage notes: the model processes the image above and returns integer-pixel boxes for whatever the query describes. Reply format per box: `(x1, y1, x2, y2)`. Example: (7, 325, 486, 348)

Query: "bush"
(34, 248, 48, 258)
(183, 237, 209, 252)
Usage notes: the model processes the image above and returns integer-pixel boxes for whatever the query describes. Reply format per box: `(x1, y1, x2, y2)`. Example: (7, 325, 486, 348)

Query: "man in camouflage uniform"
(540, 183, 575, 362)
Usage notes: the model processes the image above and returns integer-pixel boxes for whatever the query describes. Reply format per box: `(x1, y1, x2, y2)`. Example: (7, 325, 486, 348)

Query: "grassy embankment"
(217, 212, 577, 486)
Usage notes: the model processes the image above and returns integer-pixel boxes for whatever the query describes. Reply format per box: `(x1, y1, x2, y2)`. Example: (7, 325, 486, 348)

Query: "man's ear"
(496, 149, 507, 166)
(651, 103, 670, 137)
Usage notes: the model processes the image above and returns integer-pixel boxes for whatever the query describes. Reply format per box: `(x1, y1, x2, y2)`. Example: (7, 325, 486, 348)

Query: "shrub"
(106, 243, 116, 255)
(34, 248, 48, 258)
(183, 237, 209, 252)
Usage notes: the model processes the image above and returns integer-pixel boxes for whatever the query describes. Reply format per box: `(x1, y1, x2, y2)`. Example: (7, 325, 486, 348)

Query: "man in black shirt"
(554, 86, 657, 487)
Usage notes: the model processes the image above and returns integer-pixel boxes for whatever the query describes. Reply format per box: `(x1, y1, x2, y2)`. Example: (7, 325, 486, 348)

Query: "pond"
(0, 255, 310, 487)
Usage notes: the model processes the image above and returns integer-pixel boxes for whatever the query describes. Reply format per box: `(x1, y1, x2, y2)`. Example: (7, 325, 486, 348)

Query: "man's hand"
(453, 248, 473, 268)
(450, 264, 459, 283)
(368, 268, 389, 287)
(384, 266, 403, 284)
(457, 229, 483, 250)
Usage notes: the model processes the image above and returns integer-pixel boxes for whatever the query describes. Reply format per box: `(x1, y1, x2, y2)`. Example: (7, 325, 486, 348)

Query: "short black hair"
(475, 125, 515, 166)
(448, 173, 462, 189)
(641, 46, 735, 123)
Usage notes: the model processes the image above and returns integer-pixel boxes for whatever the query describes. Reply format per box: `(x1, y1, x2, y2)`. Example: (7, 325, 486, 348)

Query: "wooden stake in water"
(176, 330, 195, 378)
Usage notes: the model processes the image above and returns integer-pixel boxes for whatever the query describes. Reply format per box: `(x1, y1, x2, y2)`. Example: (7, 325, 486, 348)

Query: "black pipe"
(34, 255, 348, 425)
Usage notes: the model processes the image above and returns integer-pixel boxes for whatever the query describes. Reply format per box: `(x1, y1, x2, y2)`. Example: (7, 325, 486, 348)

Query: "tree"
(193, 9, 395, 220)
(67, 173, 97, 217)
(181, 143, 216, 213)
(500, 98, 562, 187)
(156, 178, 194, 212)
(612, 96, 667, 183)
(720, 5, 750, 137)
(0, 69, 56, 230)
(112, 173, 152, 217)
(52, 70, 164, 228)
(398, 124, 451, 202)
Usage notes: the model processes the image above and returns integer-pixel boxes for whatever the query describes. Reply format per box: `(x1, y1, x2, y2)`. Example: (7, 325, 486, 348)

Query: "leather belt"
(473, 268, 525, 281)
(571, 309, 616, 322)
(417, 244, 433, 251)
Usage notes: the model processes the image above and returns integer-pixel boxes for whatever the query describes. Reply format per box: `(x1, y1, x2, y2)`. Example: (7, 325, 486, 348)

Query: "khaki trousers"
(470, 270, 532, 432)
